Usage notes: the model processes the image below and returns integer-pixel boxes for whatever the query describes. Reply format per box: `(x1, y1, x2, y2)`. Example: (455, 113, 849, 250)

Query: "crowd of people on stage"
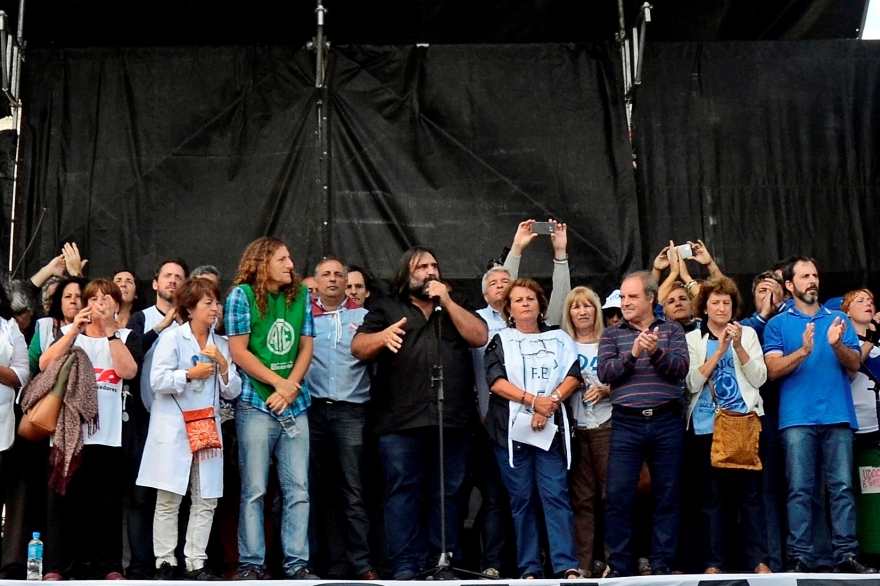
(0, 221, 878, 581)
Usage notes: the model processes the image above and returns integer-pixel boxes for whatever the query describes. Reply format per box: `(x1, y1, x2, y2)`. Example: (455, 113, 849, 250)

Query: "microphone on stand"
(433, 297, 442, 312)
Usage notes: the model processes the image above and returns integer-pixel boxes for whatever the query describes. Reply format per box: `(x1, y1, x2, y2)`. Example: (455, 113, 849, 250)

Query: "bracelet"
(529, 394, 538, 412)
(684, 280, 698, 291)
(220, 368, 229, 377)
(551, 389, 561, 401)
(553, 255, 568, 263)
(520, 391, 527, 404)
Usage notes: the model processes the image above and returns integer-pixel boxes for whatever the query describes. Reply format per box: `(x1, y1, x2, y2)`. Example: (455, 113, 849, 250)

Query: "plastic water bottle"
(190, 355, 214, 392)
(27, 532, 42, 581)
(582, 384, 593, 414)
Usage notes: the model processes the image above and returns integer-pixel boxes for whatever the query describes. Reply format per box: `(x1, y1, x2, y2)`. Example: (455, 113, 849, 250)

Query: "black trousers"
(46, 444, 124, 578)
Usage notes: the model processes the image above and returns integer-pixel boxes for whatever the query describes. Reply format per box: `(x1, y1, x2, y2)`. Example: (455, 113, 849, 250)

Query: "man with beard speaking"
(352, 246, 488, 580)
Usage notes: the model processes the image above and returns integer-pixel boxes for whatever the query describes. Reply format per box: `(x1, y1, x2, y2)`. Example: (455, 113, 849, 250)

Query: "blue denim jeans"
(759, 413, 784, 571)
(308, 400, 372, 575)
(236, 402, 310, 576)
(780, 424, 858, 565)
(469, 430, 512, 572)
(377, 427, 470, 579)
(605, 408, 684, 575)
(494, 439, 578, 577)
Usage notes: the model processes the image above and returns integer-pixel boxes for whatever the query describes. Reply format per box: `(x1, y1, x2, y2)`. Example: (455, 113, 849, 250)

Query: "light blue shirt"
(763, 305, 860, 430)
(474, 306, 509, 417)
(692, 339, 746, 435)
(305, 299, 371, 404)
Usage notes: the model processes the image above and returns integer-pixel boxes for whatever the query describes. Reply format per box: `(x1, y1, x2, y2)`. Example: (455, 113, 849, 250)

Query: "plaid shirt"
(224, 285, 315, 419)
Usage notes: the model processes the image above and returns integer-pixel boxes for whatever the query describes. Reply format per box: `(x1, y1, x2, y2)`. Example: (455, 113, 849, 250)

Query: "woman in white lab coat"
(137, 278, 241, 580)
(0, 283, 30, 466)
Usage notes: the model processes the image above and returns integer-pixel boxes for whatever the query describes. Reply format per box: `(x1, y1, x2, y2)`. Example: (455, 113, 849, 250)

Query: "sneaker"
(481, 568, 500, 579)
(156, 563, 175, 581)
(286, 567, 320, 580)
(184, 567, 224, 581)
(785, 559, 809, 573)
(235, 568, 262, 581)
(835, 557, 878, 574)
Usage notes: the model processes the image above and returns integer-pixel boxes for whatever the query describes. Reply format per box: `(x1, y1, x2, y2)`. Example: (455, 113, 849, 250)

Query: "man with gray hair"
(597, 270, 689, 577)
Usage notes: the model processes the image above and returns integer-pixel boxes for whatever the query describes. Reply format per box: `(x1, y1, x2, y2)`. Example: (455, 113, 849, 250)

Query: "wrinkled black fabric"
(17, 43, 635, 300)
(18, 46, 322, 281)
(633, 41, 880, 296)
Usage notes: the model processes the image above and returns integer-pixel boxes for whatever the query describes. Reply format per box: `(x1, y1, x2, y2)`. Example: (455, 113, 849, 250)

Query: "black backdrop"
(633, 41, 880, 299)
(13, 40, 880, 303)
(16, 43, 636, 298)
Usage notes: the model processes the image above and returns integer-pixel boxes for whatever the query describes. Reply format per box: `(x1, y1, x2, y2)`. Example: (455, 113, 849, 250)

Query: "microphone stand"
(415, 298, 497, 580)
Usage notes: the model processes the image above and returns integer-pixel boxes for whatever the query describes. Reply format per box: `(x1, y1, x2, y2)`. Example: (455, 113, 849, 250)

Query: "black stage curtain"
(17, 43, 635, 299)
(633, 40, 880, 297)
(17, 46, 322, 283)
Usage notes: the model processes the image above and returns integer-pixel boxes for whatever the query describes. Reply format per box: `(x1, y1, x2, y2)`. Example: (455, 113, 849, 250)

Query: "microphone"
(433, 297, 442, 312)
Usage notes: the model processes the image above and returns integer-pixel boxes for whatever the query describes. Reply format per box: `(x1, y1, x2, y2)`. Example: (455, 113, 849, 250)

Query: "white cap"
(602, 289, 622, 309)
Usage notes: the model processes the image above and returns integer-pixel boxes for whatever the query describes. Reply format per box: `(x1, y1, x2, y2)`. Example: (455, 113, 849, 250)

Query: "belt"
(613, 400, 681, 418)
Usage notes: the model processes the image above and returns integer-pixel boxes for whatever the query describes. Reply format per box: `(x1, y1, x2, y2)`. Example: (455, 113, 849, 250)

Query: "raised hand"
(550, 219, 568, 258)
(802, 322, 815, 354)
(827, 317, 846, 346)
(511, 220, 539, 255)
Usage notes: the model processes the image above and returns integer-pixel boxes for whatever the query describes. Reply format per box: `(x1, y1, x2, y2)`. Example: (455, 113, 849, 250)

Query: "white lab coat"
(0, 317, 29, 451)
(137, 323, 241, 498)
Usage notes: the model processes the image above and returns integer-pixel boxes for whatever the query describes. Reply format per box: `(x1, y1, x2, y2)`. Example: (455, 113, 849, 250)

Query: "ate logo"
(94, 368, 121, 385)
(267, 319, 295, 356)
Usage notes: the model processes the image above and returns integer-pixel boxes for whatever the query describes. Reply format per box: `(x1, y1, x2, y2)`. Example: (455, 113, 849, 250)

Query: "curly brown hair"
(693, 276, 743, 320)
(231, 237, 302, 317)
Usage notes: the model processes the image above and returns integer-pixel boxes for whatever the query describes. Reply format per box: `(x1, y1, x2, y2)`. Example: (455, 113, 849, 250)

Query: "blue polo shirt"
(763, 305, 859, 430)
(305, 298, 371, 404)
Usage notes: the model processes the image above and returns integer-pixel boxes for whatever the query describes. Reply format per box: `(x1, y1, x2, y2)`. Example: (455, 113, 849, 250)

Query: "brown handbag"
(707, 379, 762, 471)
(18, 353, 76, 441)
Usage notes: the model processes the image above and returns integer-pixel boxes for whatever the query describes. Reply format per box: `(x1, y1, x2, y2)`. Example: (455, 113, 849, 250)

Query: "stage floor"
(12, 575, 880, 586)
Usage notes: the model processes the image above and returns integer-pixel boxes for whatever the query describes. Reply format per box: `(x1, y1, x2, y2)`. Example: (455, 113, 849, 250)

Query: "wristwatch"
(107, 331, 121, 342)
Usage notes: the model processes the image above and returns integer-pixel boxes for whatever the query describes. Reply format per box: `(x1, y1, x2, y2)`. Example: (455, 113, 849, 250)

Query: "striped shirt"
(597, 316, 689, 408)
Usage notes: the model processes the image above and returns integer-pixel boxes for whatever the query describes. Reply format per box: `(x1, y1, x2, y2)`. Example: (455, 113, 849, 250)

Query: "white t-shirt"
(569, 340, 612, 429)
(74, 330, 132, 447)
(852, 346, 880, 434)
(140, 306, 180, 412)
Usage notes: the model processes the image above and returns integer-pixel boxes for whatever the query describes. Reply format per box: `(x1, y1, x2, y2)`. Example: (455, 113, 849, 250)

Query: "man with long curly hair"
(223, 237, 317, 580)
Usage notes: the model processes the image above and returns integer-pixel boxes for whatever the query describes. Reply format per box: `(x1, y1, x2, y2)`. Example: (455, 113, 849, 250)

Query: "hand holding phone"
(530, 222, 555, 235)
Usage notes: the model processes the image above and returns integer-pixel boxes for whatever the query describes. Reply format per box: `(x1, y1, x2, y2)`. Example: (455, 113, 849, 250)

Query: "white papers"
(509, 410, 557, 451)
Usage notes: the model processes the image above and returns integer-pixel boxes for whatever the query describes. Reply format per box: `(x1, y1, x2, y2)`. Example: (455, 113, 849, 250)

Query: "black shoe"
(235, 568, 262, 581)
(286, 567, 320, 580)
(606, 570, 623, 578)
(785, 559, 809, 573)
(184, 568, 224, 581)
(156, 562, 176, 581)
(0, 563, 26, 580)
(652, 566, 671, 575)
(835, 557, 878, 574)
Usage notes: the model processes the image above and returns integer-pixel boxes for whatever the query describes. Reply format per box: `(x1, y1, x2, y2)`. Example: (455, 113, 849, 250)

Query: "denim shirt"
(305, 298, 371, 404)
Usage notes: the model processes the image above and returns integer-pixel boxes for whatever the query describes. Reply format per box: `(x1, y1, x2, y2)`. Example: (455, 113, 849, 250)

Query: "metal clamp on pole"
(306, 0, 329, 88)
(633, 2, 652, 87)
